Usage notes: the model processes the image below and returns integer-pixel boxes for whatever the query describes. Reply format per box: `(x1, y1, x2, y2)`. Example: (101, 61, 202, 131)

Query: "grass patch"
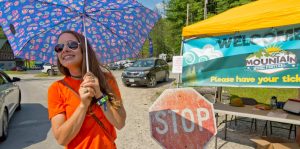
(34, 73, 63, 77)
(34, 73, 49, 77)
(4, 71, 27, 74)
(224, 87, 298, 104)
(169, 65, 172, 71)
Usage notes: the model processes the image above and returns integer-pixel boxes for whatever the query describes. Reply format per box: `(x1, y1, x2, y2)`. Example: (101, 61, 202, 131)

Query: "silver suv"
(41, 63, 59, 75)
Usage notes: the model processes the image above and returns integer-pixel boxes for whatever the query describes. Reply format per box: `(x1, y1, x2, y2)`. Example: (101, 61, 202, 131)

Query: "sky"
(137, 0, 163, 10)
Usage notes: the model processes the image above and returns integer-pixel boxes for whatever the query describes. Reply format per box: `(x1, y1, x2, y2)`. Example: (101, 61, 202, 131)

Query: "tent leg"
(215, 113, 218, 149)
(225, 114, 228, 140)
(295, 88, 300, 144)
(216, 87, 222, 103)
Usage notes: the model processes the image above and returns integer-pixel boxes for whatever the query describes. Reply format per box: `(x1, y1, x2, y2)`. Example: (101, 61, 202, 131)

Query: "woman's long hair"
(57, 30, 120, 109)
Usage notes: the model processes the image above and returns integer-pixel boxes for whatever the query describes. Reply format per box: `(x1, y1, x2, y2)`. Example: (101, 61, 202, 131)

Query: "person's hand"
(80, 72, 103, 99)
(79, 72, 98, 107)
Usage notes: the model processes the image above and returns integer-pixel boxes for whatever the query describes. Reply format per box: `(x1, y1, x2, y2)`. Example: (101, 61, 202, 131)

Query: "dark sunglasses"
(54, 41, 80, 53)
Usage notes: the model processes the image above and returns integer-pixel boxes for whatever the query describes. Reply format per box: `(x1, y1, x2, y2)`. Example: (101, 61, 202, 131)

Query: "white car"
(41, 63, 59, 75)
(124, 62, 134, 68)
(0, 71, 21, 141)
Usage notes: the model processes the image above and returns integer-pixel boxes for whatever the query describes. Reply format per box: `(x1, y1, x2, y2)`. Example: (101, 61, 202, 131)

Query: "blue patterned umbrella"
(0, 0, 160, 65)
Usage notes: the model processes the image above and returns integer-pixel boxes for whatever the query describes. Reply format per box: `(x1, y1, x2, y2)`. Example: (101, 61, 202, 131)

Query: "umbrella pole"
(82, 15, 90, 72)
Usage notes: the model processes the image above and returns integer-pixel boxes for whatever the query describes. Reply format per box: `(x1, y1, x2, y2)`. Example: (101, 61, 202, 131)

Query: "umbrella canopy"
(182, 0, 300, 38)
(0, 0, 160, 64)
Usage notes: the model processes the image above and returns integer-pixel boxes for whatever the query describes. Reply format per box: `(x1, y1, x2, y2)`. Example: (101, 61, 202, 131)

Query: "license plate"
(129, 79, 135, 82)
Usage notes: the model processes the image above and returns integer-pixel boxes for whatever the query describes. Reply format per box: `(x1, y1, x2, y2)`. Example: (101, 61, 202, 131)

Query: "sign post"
(149, 88, 217, 149)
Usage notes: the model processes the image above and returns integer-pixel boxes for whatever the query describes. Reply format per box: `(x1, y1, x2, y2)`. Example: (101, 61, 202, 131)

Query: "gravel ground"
(111, 70, 297, 149)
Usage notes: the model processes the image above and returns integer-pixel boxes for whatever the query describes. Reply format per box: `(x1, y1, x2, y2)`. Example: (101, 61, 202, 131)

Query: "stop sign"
(149, 88, 217, 149)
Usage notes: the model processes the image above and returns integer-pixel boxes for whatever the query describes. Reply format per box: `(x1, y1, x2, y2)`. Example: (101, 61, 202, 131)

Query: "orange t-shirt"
(48, 73, 121, 149)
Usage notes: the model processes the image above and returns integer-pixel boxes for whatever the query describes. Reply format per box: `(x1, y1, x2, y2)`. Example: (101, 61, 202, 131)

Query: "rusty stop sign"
(149, 88, 217, 149)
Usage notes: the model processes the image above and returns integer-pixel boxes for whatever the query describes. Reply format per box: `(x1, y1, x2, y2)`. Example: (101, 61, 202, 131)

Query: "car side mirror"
(12, 77, 21, 82)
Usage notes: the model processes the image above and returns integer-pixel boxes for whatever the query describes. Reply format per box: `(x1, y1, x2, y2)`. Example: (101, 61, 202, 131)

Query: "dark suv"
(121, 58, 169, 87)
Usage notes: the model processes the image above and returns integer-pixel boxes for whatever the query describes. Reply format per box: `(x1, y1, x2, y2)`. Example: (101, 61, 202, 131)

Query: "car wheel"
(147, 76, 157, 87)
(47, 70, 51, 75)
(164, 72, 169, 82)
(47, 69, 54, 76)
(0, 109, 8, 142)
(124, 83, 130, 87)
(16, 91, 21, 111)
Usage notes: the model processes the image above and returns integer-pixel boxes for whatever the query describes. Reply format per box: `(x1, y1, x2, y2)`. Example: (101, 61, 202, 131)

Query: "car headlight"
(140, 71, 149, 76)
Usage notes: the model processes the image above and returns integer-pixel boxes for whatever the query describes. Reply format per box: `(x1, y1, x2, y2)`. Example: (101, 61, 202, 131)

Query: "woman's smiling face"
(57, 33, 83, 69)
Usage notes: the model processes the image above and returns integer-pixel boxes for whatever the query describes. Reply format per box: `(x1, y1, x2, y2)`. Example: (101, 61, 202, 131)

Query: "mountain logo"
(246, 45, 297, 74)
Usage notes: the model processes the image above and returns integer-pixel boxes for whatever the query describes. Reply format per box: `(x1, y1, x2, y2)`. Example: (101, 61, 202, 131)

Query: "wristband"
(94, 94, 109, 111)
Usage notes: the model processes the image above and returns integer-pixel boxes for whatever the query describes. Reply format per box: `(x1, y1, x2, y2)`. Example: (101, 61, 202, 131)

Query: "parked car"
(121, 58, 169, 87)
(115, 60, 128, 66)
(0, 71, 21, 142)
(31, 65, 42, 70)
(107, 63, 121, 70)
(41, 63, 59, 76)
(16, 66, 27, 71)
(123, 60, 135, 68)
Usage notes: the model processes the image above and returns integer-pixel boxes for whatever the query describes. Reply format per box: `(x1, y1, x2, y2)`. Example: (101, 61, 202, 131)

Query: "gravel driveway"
(113, 70, 176, 149)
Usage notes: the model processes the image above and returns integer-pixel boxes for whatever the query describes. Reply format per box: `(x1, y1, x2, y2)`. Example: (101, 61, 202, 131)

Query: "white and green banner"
(182, 24, 300, 87)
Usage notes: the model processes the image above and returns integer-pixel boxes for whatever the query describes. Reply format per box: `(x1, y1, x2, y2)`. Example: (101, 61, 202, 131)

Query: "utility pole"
(186, 4, 189, 26)
(204, 0, 208, 19)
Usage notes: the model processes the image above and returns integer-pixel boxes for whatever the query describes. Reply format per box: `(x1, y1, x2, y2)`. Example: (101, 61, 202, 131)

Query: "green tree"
(164, 0, 253, 55)
(138, 0, 253, 59)
(151, 18, 165, 57)
(139, 5, 172, 58)
(213, 0, 253, 14)
(165, 0, 203, 55)
(0, 27, 6, 39)
(140, 38, 150, 58)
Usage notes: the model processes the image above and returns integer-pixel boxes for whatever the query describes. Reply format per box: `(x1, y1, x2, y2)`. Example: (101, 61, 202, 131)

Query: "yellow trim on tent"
(182, 0, 300, 38)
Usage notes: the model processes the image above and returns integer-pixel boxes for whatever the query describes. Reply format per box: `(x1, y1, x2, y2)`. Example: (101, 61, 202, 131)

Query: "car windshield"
(132, 60, 154, 67)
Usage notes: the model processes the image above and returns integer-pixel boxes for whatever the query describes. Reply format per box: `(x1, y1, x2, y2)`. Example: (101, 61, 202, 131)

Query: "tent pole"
(297, 88, 300, 144)
(216, 87, 222, 103)
(177, 37, 184, 88)
(177, 4, 190, 88)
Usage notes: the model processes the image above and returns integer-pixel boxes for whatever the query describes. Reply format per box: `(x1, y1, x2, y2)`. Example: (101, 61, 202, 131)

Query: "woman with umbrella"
(48, 30, 126, 148)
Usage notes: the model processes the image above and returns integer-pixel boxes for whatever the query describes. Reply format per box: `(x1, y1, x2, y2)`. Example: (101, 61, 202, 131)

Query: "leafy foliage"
(150, 0, 254, 56)
(0, 27, 6, 39)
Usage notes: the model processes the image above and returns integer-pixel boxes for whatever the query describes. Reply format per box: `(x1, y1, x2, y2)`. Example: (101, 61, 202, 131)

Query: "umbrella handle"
(82, 15, 90, 72)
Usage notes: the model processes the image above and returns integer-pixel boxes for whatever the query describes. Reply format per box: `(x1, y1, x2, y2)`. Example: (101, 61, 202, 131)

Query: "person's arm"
(51, 79, 95, 146)
(100, 97, 126, 130)
(51, 103, 89, 145)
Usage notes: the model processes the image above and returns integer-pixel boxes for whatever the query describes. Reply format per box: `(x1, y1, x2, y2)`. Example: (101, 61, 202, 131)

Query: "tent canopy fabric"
(182, 0, 300, 38)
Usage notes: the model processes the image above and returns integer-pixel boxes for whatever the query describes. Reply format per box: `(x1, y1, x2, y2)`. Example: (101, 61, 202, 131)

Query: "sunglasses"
(54, 41, 80, 53)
